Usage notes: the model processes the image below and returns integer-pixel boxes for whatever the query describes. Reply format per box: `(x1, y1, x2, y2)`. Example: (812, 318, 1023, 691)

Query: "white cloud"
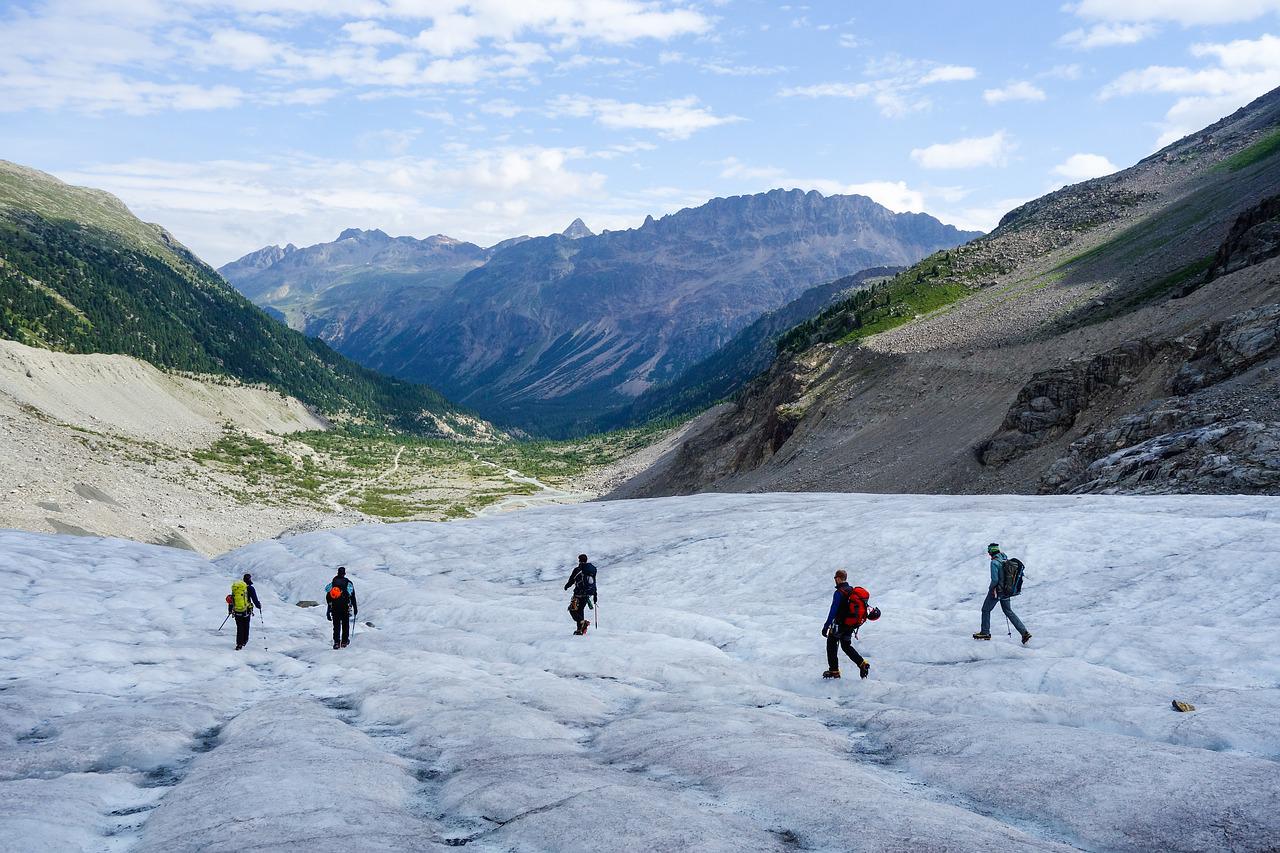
(0, 0, 708, 114)
(983, 81, 1047, 104)
(918, 65, 978, 84)
(838, 180, 927, 212)
(910, 131, 1014, 169)
(59, 146, 610, 264)
(1060, 23, 1157, 49)
(934, 196, 1033, 233)
(717, 157, 787, 181)
(1100, 33, 1280, 146)
(1040, 64, 1083, 80)
(550, 95, 741, 140)
(1068, 0, 1280, 25)
(779, 57, 979, 118)
(1052, 153, 1119, 182)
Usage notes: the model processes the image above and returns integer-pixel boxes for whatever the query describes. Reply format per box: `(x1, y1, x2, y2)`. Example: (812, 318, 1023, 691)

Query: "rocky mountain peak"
(562, 218, 594, 239)
(336, 228, 390, 242)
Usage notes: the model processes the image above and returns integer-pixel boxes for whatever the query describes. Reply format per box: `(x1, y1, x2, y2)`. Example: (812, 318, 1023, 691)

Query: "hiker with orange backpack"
(325, 566, 358, 649)
(821, 569, 879, 679)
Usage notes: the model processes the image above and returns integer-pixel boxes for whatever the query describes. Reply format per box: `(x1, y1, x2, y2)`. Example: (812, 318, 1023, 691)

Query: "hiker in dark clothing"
(821, 570, 872, 679)
(325, 566, 358, 649)
(230, 573, 263, 651)
(564, 554, 597, 635)
(974, 543, 1031, 644)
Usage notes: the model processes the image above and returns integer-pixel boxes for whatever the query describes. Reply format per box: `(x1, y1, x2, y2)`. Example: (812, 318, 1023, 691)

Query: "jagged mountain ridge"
(227, 189, 978, 435)
(222, 228, 496, 332)
(611, 87, 1280, 499)
(0, 161, 486, 436)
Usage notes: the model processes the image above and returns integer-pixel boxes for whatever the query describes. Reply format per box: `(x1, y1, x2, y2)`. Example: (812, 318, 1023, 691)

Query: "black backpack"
(1000, 558, 1026, 598)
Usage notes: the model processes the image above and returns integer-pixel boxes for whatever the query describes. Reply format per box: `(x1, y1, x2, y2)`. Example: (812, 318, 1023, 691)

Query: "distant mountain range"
(221, 191, 980, 435)
(0, 161, 485, 437)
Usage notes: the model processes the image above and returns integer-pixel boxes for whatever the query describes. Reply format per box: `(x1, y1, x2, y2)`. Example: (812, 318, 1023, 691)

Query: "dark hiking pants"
(568, 596, 588, 626)
(981, 589, 1027, 635)
(826, 625, 865, 671)
(332, 608, 350, 646)
(234, 613, 251, 648)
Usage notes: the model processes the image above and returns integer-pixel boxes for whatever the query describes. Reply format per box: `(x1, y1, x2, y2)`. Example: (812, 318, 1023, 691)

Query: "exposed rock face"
(561, 218, 594, 239)
(977, 341, 1163, 466)
(982, 303, 1280, 494)
(1204, 194, 1280, 282)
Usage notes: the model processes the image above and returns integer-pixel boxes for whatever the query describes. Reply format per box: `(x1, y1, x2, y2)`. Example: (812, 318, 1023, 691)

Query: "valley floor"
(0, 338, 676, 554)
(3, 493, 1278, 851)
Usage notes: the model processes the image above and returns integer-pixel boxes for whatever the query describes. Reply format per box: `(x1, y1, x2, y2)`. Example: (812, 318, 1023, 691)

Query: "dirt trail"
(470, 456, 592, 516)
(325, 446, 404, 515)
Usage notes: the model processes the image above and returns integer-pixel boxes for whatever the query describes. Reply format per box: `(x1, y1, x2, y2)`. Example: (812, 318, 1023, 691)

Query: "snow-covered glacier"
(2, 493, 1279, 851)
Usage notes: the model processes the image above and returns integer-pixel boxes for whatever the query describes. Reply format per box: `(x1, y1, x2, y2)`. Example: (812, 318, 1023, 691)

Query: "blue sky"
(2, 1, 1278, 265)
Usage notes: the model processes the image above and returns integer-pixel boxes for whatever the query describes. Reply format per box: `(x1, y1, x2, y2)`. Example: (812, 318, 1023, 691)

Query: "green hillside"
(0, 161, 481, 436)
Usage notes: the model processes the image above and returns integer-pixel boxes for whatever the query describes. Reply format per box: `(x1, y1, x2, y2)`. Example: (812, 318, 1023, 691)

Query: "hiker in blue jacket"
(974, 543, 1031, 644)
(325, 566, 358, 649)
(821, 570, 872, 679)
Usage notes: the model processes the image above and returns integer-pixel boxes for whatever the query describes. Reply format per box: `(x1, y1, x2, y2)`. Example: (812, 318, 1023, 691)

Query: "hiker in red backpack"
(821, 569, 876, 679)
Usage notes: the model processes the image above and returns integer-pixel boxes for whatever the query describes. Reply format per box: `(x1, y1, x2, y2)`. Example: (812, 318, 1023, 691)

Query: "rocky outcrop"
(1045, 409, 1280, 493)
(988, 303, 1280, 494)
(561, 218, 594, 239)
(1204, 194, 1280, 282)
(976, 341, 1164, 466)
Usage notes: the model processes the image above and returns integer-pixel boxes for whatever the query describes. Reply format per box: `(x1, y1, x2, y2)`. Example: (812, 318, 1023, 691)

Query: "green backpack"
(230, 580, 252, 614)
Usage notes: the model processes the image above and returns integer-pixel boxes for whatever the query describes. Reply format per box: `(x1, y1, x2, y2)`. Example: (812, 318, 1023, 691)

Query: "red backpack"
(840, 586, 871, 628)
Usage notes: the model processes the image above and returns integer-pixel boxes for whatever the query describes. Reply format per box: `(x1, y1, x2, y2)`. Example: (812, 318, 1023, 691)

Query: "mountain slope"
(608, 266, 901, 428)
(0, 161, 485, 436)
(5, 493, 1279, 849)
(613, 87, 1280, 498)
(274, 189, 978, 435)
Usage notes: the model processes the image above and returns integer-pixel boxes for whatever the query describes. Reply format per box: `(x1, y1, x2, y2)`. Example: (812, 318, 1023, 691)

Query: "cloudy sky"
(2, 0, 1278, 265)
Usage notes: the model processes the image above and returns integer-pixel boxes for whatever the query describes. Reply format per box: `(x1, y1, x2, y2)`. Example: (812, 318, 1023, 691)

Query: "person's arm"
(990, 557, 1002, 591)
(823, 590, 840, 633)
(249, 586, 262, 610)
(349, 582, 358, 616)
(564, 567, 580, 591)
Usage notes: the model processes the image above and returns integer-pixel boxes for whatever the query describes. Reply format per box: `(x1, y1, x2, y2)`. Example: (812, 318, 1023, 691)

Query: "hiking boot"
(341, 641, 349, 648)
(822, 669, 841, 679)
(580, 621, 590, 635)
(333, 642, 340, 649)
(858, 660, 871, 679)
(972, 632, 992, 640)
(234, 644, 243, 651)
(1021, 632, 1032, 645)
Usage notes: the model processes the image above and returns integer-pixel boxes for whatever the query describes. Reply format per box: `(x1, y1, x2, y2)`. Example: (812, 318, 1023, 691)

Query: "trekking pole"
(217, 613, 230, 632)
(1004, 611, 1012, 638)
(259, 611, 268, 651)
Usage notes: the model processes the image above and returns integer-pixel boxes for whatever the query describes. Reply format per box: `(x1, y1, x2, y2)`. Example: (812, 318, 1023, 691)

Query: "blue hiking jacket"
(246, 582, 262, 611)
(824, 582, 851, 629)
(990, 552, 1007, 588)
